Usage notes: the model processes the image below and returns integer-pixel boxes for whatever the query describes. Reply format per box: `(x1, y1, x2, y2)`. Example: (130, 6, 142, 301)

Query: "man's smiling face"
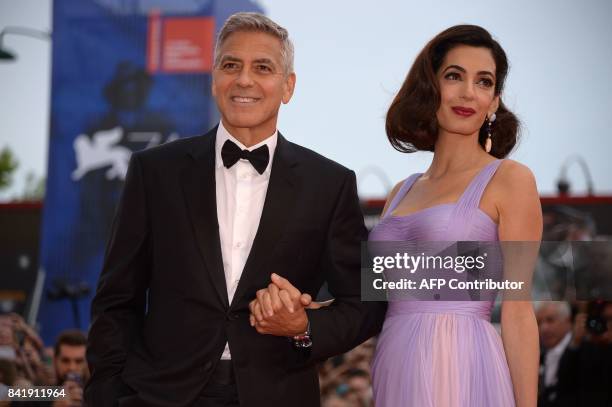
(212, 31, 295, 139)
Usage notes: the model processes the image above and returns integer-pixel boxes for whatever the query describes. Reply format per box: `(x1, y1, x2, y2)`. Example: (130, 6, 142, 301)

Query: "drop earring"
(485, 112, 496, 153)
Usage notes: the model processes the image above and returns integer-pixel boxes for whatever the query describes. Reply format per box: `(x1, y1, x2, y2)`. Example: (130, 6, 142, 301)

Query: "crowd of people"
(0, 300, 610, 406)
(0, 313, 87, 406)
(536, 300, 612, 406)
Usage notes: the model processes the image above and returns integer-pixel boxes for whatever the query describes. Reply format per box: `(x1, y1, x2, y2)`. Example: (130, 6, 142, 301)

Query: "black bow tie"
(221, 139, 270, 175)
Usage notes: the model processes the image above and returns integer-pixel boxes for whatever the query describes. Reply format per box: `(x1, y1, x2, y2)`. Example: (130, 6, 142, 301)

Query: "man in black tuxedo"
(85, 12, 386, 407)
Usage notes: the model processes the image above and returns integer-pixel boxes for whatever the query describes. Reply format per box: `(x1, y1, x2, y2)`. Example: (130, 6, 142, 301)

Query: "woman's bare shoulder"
(494, 159, 537, 192)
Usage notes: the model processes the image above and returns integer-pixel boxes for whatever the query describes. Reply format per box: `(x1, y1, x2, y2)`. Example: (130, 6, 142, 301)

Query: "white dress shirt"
(544, 331, 572, 387)
(215, 121, 277, 360)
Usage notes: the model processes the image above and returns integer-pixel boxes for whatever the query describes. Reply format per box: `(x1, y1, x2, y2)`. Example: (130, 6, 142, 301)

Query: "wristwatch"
(291, 321, 312, 348)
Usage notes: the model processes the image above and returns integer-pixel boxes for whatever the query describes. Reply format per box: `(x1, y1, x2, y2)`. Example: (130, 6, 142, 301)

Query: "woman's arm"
(496, 160, 542, 407)
(502, 301, 539, 407)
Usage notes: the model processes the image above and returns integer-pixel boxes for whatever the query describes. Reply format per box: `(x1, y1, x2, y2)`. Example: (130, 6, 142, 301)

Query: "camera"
(586, 300, 609, 336)
(65, 371, 83, 387)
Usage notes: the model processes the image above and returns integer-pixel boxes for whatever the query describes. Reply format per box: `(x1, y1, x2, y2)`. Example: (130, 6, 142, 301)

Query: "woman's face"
(436, 45, 499, 138)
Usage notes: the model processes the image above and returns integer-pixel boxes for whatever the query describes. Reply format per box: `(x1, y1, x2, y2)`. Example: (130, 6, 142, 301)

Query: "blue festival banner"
(39, 0, 263, 344)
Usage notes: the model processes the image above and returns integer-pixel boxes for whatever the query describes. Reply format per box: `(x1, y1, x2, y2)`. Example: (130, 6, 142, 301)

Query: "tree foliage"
(0, 147, 19, 190)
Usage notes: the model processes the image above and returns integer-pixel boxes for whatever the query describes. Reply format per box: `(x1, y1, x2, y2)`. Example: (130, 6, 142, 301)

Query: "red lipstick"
(451, 106, 476, 117)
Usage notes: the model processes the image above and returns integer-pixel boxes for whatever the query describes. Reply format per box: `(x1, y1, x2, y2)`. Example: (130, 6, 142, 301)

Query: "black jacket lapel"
(180, 126, 230, 309)
(230, 134, 300, 309)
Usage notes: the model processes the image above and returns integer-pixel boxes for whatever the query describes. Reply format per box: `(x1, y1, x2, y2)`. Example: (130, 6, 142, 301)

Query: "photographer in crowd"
(0, 314, 88, 406)
(558, 301, 612, 406)
(51, 330, 88, 407)
(537, 301, 612, 407)
(0, 313, 53, 388)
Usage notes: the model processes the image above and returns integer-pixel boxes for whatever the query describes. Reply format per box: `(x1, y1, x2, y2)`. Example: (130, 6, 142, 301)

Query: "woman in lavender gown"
(369, 26, 542, 406)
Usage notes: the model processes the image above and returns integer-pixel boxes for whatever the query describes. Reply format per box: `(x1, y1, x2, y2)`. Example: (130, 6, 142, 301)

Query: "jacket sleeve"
(84, 153, 150, 407)
(303, 170, 387, 363)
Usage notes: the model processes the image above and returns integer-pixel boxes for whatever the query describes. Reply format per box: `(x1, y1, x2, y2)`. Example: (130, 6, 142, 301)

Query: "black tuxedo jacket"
(85, 127, 387, 407)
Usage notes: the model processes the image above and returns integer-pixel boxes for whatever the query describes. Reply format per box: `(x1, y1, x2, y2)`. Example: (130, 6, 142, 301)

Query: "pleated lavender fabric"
(369, 159, 515, 407)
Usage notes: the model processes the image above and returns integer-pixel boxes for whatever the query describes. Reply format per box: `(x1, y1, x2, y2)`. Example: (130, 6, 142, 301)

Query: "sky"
(1, 0, 611, 200)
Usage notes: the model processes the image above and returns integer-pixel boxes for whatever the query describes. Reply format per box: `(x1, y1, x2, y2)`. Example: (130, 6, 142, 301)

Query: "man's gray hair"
(213, 12, 294, 75)
(534, 301, 572, 320)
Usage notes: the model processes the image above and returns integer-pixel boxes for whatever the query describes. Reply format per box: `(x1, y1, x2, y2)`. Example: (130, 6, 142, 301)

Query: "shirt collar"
(215, 120, 278, 174)
(548, 332, 572, 356)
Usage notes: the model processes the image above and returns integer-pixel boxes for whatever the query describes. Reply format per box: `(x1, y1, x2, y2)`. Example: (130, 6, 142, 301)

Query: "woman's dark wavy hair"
(386, 25, 519, 158)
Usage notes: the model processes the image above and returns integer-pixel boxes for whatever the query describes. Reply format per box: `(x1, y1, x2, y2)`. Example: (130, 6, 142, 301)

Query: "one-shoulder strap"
(383, 173, 422, 218)
(456, 159, 503, 211)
